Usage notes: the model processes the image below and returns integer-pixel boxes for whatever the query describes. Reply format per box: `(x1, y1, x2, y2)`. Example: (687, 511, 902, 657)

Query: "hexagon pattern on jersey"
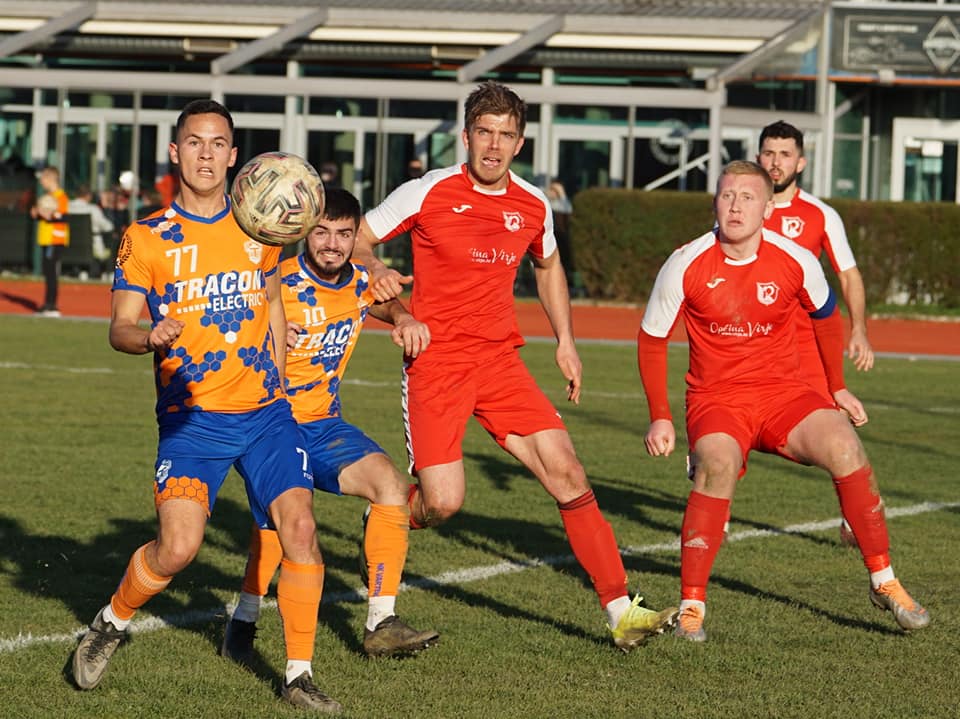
(141, 215, 186, 244)
(238, 332, 283, 401)
(164, 346, 228, 411)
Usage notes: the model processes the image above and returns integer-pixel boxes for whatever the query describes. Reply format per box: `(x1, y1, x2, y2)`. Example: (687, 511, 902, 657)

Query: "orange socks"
(110, 541, 173, 621)
(241, 525, 284, 596)
(364, 504, 410, 597)
(679, 491, 729, 603)
(558, 490, 629, 607)
(276, 559, 324, 662)
(832, 465, 891, 572)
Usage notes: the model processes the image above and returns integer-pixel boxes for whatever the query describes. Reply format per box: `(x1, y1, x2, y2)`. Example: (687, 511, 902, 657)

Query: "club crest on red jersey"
(502, 211, 524, 232)
(756, 281, 780, 306)
(780, 216, 805, 239)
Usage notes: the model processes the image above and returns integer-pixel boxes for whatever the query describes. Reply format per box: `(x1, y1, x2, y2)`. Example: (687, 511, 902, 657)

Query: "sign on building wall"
(834, 10, 960, 74)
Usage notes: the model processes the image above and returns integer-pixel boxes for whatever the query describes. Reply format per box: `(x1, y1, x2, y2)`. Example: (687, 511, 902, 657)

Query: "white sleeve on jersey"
(641, 231, 715, 338)
(364, 166, 460, 241)
(799, 189, 857, 272)
(510, 171, 558, 259)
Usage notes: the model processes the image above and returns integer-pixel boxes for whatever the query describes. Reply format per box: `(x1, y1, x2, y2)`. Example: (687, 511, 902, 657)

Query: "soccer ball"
(36, 193, 59, 218)
(230, 151, 325, 246)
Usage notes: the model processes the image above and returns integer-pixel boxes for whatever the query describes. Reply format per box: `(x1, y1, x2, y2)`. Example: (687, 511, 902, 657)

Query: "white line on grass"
(1, 500, 956, 655)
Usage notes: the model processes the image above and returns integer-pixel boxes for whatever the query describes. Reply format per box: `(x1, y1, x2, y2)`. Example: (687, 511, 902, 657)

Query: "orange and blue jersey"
(280, 254, 374, 422)
(113, 199, 284, 416)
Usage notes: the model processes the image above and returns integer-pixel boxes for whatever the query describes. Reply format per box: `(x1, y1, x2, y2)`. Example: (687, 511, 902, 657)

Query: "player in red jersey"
(221, 188, 439, 660)
(352, 80, 677, 651)
(758, 120, 873, 546)
(70, 100, 340, 712)
(638, 160, 929, 642)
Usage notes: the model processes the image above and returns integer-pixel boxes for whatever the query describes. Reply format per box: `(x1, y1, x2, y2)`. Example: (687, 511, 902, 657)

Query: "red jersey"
(766, 189, 855, 273)
(765, 188, 856, 397)
(279, 255, 374, 422)
(364, 164, 556, 360)
(114, 201, 284, 416)
(641, 228, 836, 395)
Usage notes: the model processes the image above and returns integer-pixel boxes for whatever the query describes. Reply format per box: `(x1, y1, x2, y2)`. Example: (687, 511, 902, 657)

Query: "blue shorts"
(156, 399, 313, 528)
(297, 416, 386, 495)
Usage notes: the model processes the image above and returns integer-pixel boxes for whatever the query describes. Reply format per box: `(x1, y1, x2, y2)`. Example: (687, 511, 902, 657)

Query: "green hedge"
(571, 189, 959, 309)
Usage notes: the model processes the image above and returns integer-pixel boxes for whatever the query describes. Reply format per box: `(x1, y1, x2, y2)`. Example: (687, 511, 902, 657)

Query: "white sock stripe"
(400, 361, 415, 476)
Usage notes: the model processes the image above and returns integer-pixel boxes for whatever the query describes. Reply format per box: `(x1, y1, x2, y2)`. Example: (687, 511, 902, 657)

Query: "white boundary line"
(1, 500, 955, 655)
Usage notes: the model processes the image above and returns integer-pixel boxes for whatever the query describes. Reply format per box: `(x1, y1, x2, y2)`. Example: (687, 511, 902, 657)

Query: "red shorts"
(686, 380, 834, 474)
(402, 348, 566, 473)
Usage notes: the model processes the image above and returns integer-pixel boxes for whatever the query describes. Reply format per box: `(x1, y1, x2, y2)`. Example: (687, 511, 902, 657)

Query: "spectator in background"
(154, 171, 179, 207)
(320, 161, 341, 189)
(69, 185, 115, 278)
(1, 152, 35, 212)
(30, 166, 70, 316)
(137, 188, 164, 219)
(99, 185, 130, 257)
(406, 158, 424, 180)
(546, 178, 575, 292)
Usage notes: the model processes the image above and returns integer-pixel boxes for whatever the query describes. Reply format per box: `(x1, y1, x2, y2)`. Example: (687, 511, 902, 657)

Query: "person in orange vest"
(31, 166, 70, 316)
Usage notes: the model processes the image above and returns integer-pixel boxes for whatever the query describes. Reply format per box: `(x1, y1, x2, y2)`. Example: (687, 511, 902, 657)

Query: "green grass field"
(0, 315, 957, 719)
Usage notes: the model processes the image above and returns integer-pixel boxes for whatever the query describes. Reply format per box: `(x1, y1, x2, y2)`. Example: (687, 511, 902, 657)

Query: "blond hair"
(718, 160, 773, 199)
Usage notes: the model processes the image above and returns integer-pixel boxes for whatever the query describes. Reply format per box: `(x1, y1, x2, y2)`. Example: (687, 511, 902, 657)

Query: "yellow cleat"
(610, 595, 678, 652)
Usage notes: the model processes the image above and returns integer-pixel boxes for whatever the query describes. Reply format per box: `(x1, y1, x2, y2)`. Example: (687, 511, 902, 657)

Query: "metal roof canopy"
(0, 0, 840, 192)
(457, 15, 565, 83)
(0, 1, 95, 58)
(210, 7, 329, 75)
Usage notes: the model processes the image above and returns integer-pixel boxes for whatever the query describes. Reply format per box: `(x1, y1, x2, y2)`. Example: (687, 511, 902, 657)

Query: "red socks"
(679, 491, 730, 603)
(833, 465, 891, 572)
(558, 490, 629, 607)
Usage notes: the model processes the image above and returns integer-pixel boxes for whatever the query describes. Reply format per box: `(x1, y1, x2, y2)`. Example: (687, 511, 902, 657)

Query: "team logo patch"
(155, 459, 173, 485)
(115, 233, 133, 268)
(780, 216, 804, 239)
(756, 281, 780, 306)
(502, 211, 524, 232)
(244, 239, 264, 264)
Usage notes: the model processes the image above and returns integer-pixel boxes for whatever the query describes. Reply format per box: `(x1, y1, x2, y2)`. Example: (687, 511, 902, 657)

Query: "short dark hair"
(464, 81, 527, 137)
(759, 120, 804, 154)
(322, 187, 361, 227)
(176, 99, 234, 141)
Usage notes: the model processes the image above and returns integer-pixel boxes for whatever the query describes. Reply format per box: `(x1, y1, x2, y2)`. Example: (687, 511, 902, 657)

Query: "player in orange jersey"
(31, 165, 70, 316)
(638, 160, 929, 642)
(758, 120, 873, 546)
(221, 188, 438, 661)
(352, 80, 678, 652)
(70, 100, 340, 713)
